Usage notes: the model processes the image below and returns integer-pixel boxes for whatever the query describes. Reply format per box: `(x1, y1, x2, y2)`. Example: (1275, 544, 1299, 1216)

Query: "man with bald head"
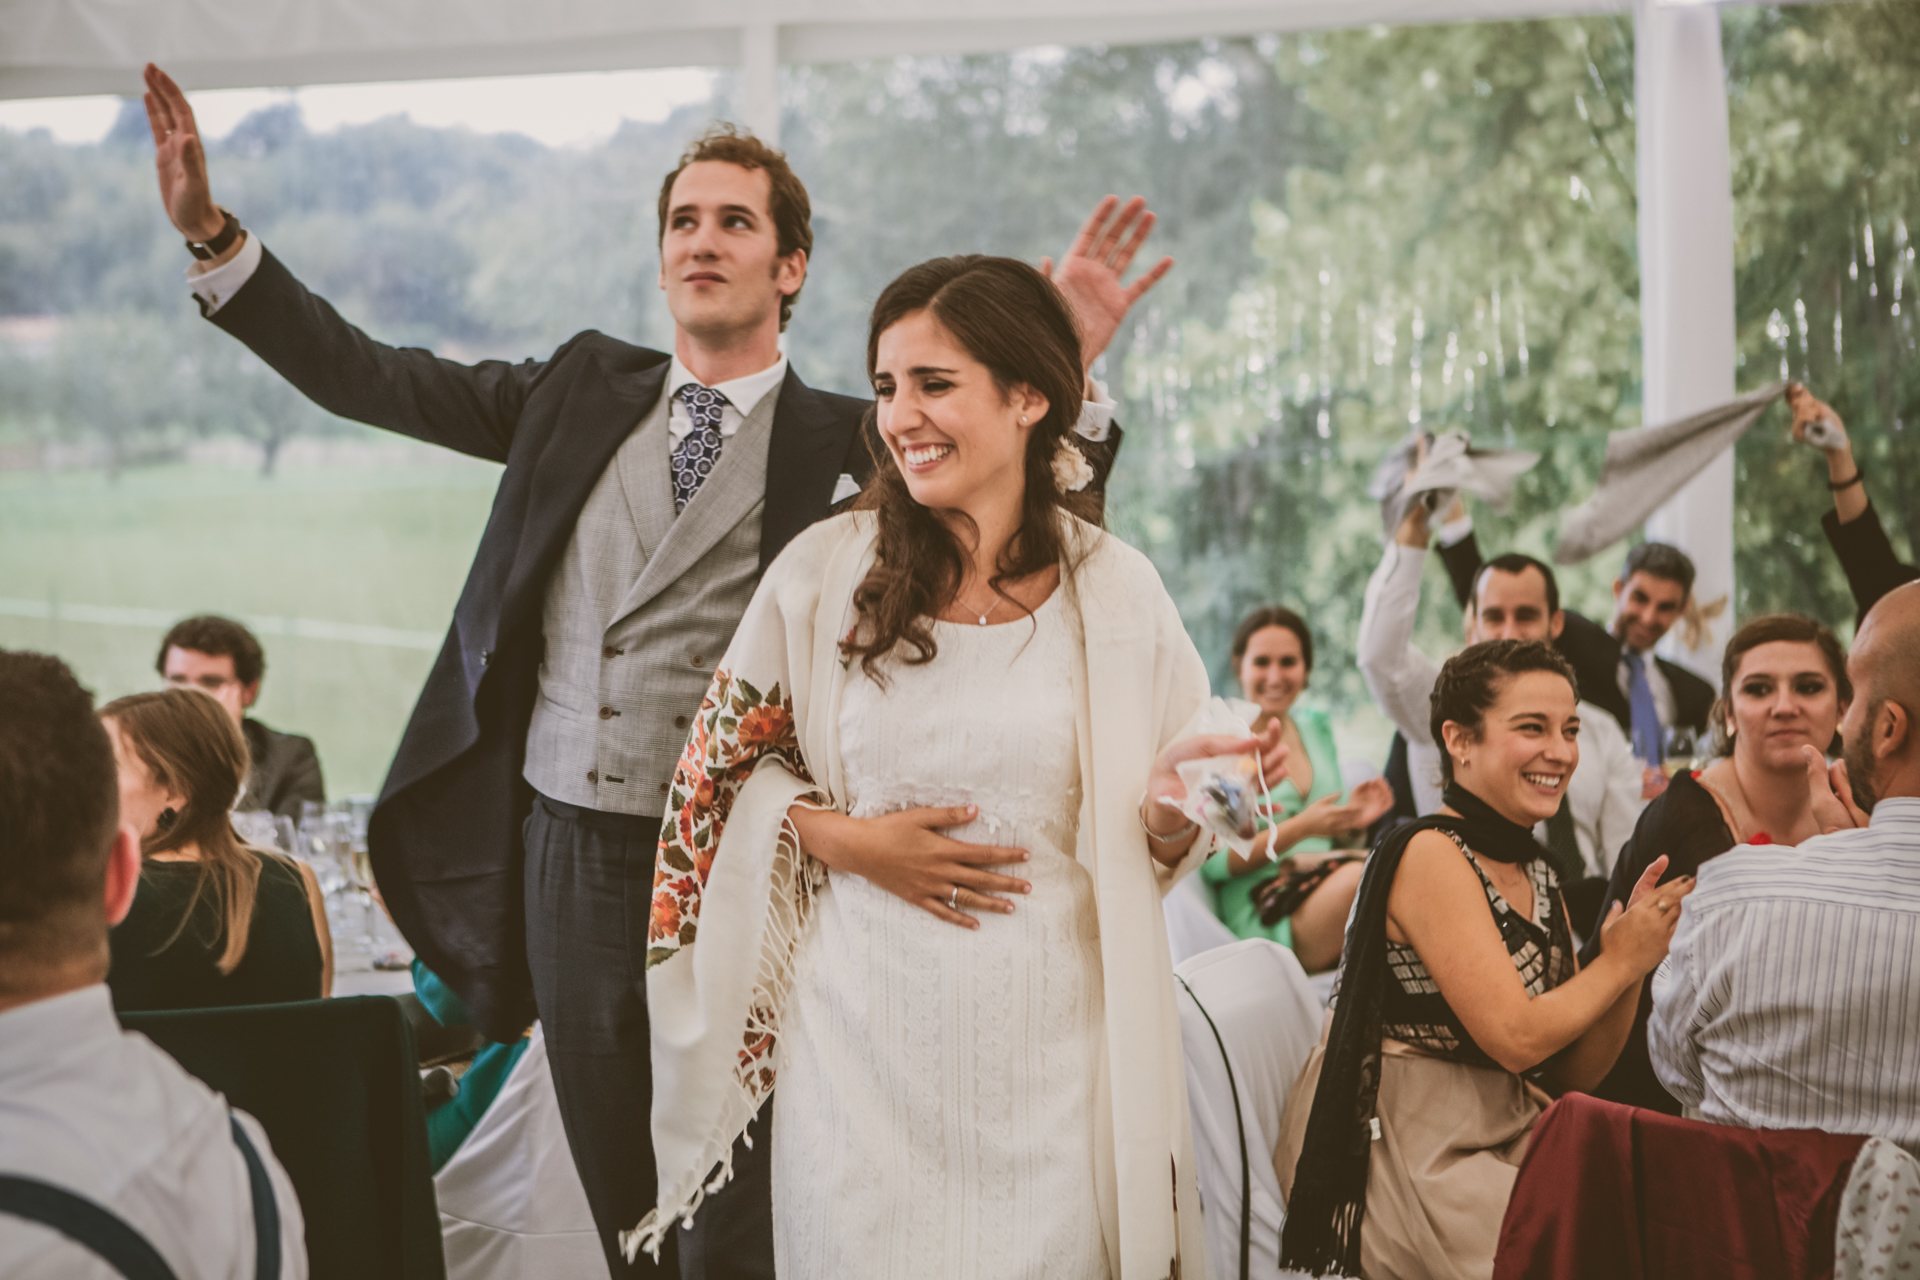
(1649, 582, 1920, 1150)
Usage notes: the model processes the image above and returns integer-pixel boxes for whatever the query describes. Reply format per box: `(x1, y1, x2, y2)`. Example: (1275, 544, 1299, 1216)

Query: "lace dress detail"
(770, 595, 1108, 1280)
(1376, 831, 1575, 1069)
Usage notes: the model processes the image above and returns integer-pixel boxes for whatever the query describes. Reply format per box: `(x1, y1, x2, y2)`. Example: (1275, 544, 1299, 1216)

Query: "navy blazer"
(209, 249, 873, 1037)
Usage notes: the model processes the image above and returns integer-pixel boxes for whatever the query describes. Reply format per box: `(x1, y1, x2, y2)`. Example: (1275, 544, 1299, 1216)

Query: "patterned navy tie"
(671, 384, 730, 513)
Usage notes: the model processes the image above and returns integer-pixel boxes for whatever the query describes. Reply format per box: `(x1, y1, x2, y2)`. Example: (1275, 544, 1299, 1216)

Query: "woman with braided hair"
(1275, 640, 1690, 1280)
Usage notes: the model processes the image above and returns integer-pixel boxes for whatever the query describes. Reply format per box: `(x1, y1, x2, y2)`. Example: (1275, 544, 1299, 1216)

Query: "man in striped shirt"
(1650, 582, 1920, 1151)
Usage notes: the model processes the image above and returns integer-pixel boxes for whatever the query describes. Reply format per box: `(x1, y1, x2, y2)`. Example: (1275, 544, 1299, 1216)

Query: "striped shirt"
(1649, 797, 1920, 1151)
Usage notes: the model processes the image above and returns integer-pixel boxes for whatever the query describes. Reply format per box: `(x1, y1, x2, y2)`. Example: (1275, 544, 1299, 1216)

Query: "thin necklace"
(959, 584, 1004, 627)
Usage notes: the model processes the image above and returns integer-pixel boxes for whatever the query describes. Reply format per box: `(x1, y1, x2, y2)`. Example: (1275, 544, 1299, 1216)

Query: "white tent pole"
(1635, 0, 1738, 683)
(740, 22, 781, 147)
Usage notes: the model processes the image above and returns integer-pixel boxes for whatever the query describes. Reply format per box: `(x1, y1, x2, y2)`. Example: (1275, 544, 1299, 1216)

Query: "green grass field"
(1, 449, 1402, 801)
(0, 455, 503, 796)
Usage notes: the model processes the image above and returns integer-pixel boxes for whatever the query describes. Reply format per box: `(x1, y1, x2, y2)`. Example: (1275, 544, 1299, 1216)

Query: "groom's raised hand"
(143, 63, 231, 251)
(1042, 195, 1175, 373)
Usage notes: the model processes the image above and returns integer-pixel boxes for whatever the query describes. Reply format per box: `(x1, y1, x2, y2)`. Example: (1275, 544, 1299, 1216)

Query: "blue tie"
(1624, 650, 1664, 767)
(671, 384, 730, 513)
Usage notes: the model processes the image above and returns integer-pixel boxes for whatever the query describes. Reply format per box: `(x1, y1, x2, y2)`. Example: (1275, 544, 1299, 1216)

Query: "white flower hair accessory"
(1051, 438, 1095, 493)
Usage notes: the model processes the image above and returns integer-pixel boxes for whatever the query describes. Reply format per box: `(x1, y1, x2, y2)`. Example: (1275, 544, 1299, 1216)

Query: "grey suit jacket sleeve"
(206, 245, 554, 464)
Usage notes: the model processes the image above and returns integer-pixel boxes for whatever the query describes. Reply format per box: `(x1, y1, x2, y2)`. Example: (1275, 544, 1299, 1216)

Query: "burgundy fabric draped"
(1494, 1092, 1864, 1280)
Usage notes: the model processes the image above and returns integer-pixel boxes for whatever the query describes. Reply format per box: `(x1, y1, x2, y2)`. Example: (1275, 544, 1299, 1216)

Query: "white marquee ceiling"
(4, 0, 1637, 100)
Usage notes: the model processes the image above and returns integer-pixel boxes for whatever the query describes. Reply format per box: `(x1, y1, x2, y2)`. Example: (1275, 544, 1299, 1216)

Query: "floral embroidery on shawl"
(648, 668, 816, 969)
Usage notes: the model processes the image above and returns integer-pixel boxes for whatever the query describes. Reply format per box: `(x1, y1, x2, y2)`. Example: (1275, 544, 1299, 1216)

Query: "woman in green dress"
(1201, 607, 1393, 971)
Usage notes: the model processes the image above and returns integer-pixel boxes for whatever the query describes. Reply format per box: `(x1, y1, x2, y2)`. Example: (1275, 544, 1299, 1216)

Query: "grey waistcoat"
(523, 381, 778, 816)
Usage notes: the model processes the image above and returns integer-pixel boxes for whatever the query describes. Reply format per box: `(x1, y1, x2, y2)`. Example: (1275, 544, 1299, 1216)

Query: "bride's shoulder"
(766, 511, 875, 580)
(1065, 517, 1170, 598)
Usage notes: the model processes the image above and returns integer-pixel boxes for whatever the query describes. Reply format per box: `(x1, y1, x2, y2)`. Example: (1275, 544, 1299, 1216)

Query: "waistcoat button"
(674, 715, 689, 729)
(586, 770, 598, 785)
(601, 645, 620, 660)
(690, 654, 705, 668)
(599, 705, 615, 720)
(659, 782, 671, 796)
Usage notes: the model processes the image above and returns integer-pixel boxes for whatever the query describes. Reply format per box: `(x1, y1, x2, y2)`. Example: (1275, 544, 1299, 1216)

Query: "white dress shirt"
(0, 984, 307, 1279)
(1355, 540, 1645, 875)
(1650, 798, 1920, 1153)
(188, 237, 1120, 447)
(666, 354, 788, 444)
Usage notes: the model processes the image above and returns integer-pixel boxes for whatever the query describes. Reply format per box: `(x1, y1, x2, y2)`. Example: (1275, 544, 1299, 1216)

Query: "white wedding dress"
(771, 593, 1110, 1279)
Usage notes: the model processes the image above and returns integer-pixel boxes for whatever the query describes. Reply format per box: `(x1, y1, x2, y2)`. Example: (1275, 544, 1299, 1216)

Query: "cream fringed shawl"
(626, 510, 1218, 1279)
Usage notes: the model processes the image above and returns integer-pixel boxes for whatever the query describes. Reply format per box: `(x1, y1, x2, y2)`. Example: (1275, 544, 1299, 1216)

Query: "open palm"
(1042, 195, 1174, 372)
(142, 63, 223, 241)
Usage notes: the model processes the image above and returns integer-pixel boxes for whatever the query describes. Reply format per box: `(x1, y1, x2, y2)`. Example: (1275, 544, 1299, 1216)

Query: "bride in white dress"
(633, 253, 1287, 1279)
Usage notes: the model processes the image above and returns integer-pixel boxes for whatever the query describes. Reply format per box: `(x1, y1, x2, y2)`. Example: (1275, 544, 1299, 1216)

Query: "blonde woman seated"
(634, 255, 1287, 1279)
(1201, 605, 1393, 971)
(1276, 640, 1689, 1280)
(103, 688, 331, 1011)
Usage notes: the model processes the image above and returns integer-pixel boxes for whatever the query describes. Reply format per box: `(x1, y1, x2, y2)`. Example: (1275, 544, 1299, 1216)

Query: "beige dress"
(1274, 839, 1571, 1280)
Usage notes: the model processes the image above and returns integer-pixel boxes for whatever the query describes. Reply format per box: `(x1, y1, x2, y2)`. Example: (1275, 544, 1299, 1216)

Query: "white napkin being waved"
(1553, 381, 1789, 564)
(1369, 430, 1541, 541)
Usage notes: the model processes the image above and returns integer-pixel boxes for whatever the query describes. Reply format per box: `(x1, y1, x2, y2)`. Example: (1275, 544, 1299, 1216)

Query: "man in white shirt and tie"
(1650, 581, 1920, 1151)
(0, 651, 307, 1280)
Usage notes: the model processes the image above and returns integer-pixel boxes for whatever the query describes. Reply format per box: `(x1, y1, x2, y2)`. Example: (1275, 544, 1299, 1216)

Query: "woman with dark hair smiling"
(1580, 612, 1852, 1113)
(1276, 640, 1690, 1280)
(631, 255, 1286, 1277)
(1201, 605, 1392, 970)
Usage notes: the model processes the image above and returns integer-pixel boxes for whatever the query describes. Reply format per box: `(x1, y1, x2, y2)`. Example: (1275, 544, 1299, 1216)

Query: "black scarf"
(1277, 780, 1539, 1276)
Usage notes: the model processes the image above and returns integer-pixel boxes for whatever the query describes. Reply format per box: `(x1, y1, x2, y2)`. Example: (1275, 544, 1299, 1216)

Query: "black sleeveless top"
(1375, 829, 1576, 1072)
(108, 850, 324, 1012)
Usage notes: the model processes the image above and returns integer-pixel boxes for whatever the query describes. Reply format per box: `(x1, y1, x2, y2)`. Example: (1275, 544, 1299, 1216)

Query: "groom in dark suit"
(142, 63, 1166, 1279)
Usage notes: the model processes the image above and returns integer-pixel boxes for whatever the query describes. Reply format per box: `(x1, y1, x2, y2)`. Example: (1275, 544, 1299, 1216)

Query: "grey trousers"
(524, 794, 775, 1280)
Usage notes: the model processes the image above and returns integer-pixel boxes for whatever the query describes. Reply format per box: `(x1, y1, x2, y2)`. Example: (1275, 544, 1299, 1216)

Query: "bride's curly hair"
(842, 255, 1101, 679)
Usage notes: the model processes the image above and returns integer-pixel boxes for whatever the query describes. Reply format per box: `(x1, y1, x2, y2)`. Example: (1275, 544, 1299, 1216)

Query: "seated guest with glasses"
(158, 614, 325, 820)
(1651, 583, 1920, 1153)
(0, 651, 308, 1279)
(1580, 612, 1850, 1114)
(102, 688, 331, 1011)
(1200, 605, 1393, 972)
(1277, 640, 1691, 1280)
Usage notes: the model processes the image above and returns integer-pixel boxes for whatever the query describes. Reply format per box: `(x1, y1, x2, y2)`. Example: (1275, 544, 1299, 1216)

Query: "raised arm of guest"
(1357, 504, 1445, 804)
(1788, 383, 1919, 621)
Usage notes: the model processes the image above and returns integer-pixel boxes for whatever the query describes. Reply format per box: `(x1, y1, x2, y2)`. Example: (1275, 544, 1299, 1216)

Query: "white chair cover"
(1174, 939, 1325, 1280)
(1166, 869, 1238, 967)
(1835, 1136, 1920, 1279)
(435, 1023, 604, 1280)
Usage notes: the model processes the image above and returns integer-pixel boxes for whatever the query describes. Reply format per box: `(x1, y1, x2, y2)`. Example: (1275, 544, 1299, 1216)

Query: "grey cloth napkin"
(1553, 381, 1789, 564)
(1370, 430, 1541, 541)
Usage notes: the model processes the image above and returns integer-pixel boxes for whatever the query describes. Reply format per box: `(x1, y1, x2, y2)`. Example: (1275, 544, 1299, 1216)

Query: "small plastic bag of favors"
(1161, 697, 1267, 854)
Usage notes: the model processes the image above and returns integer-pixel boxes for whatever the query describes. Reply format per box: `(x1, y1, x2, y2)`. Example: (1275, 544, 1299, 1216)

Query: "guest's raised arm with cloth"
(1276, 640, 1690, 1280)
(633, 256, 1288, 1279)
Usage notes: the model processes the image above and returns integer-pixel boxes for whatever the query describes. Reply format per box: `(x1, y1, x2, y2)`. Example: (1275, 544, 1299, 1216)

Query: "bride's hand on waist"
(785, 804, 1031, 930)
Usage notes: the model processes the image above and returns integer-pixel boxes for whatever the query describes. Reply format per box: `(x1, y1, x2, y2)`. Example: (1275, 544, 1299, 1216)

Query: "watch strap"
(186, 208, 241, 261)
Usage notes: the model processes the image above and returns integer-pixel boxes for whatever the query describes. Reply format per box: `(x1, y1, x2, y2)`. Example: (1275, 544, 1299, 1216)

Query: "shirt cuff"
(1436, 513, 1475, 548)
(1075, 378, 1115, 443)
(187, 232, 263, 316)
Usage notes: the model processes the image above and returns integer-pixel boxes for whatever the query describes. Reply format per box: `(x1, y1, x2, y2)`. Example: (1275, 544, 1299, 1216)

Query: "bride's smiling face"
(872, 309, 1047, 513)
